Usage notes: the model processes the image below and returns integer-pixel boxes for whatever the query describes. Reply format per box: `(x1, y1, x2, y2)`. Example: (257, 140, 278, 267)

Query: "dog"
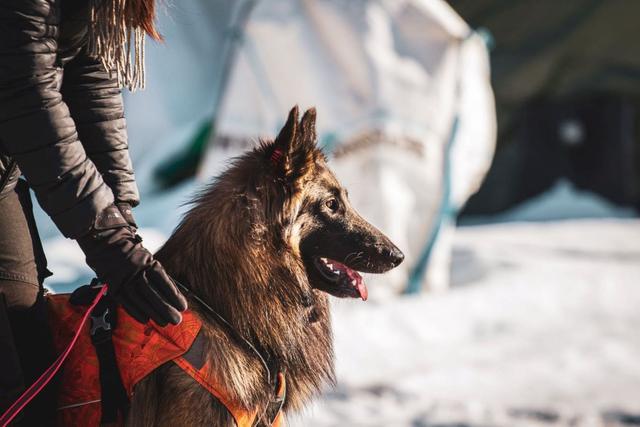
(50, 106, 403, 426)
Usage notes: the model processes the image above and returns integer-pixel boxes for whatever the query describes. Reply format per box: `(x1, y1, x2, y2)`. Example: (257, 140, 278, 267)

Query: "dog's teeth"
(352, 279, 357, 287)
(319, 258, 342, 275)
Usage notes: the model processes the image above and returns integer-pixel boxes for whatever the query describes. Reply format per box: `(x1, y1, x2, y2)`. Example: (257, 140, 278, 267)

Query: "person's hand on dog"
(116, 202, 138, 230)
(77, 205, 188, 326)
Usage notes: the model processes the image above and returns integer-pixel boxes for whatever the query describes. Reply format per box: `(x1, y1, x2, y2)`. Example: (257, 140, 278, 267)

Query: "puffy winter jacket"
(0, 0, 139, 238)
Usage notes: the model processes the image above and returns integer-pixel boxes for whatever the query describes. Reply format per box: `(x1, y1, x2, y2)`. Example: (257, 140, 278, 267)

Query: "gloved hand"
(77, 205, 187, 326)
(116, 202, 137, 229)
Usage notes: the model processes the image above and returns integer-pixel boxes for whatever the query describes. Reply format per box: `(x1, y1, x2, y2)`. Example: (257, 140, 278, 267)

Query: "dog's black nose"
(388, 247, 404, 267)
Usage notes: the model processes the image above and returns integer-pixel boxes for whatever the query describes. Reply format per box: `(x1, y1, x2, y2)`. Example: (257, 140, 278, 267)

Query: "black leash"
(173, 279, 272, 386)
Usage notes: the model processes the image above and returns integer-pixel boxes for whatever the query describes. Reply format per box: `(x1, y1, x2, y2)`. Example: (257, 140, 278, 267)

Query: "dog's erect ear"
(267, 106, 298, 177)
(267, 106, 318, 182)
(272, 105, 299, 162)
(299, 107, 317, 148)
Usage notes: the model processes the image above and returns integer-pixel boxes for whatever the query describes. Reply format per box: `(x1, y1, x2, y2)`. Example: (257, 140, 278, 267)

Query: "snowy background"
(39, 178, 640, 427)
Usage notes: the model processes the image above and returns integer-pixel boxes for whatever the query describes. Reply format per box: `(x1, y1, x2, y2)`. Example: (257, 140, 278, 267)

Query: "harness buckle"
(90, 308, 112, 336)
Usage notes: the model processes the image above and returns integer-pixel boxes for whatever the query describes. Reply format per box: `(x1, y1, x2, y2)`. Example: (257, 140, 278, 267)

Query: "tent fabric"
(199, 0, 496, 294)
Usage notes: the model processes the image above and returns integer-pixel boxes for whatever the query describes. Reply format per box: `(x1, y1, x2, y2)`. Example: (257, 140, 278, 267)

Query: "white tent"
(199, 0, 496, 295)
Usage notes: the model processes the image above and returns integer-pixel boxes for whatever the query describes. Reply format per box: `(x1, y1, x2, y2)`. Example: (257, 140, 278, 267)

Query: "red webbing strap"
(0, 286, 108, 427)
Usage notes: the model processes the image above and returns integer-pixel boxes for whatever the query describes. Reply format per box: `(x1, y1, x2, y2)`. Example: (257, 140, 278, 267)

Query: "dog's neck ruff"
(47, 294, 286, 427)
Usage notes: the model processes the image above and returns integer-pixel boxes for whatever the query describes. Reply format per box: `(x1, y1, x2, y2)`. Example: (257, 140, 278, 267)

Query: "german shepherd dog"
(123, 106, 404, 425)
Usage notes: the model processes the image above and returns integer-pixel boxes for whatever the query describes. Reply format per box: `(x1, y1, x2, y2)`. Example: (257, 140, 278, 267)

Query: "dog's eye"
(325, 198, 340, 212)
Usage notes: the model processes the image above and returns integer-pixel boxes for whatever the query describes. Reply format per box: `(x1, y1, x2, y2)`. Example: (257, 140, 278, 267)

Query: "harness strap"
(261, 372, 286, 426)
(174, 331, 286, 427)
(89, 296, 129, 424)
(172, 332, 258, 427)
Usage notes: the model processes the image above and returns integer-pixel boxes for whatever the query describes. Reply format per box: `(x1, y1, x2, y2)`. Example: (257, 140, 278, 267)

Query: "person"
(0, 0, 187, 424)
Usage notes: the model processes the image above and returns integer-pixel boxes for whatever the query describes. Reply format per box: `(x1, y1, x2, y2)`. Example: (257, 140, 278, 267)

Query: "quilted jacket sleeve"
(0, 0, 116, 238)
(62, 50, 140, 207)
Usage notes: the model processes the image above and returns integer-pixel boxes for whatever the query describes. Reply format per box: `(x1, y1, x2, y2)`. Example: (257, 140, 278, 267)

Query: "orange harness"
(47, 294, 285, 427)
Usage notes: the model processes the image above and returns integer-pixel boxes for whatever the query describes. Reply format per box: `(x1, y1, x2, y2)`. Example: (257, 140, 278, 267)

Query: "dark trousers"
(0, 179, 55, 425)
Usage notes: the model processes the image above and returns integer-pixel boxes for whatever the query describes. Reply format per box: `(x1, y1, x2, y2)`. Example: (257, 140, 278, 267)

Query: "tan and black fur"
(127, 107, 403, 426)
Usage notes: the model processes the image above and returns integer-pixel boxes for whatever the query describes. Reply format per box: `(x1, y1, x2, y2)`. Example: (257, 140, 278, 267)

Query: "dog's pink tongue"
(345, 269, 367, 301)
(356, 278, 368, 301)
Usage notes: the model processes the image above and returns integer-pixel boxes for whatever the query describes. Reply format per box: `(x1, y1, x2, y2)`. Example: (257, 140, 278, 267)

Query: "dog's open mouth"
(312, 257, 368, 301)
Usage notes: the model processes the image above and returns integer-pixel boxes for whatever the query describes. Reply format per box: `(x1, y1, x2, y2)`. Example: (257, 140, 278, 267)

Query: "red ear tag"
(270, 148, 284, 165)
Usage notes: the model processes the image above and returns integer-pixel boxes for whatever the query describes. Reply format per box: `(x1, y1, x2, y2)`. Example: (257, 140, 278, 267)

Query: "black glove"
(116, 202, 137, 229)
(77, 205, 187, 326)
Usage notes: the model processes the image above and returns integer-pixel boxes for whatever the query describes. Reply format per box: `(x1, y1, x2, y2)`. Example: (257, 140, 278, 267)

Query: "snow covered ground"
(290, 219, 640, 427)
